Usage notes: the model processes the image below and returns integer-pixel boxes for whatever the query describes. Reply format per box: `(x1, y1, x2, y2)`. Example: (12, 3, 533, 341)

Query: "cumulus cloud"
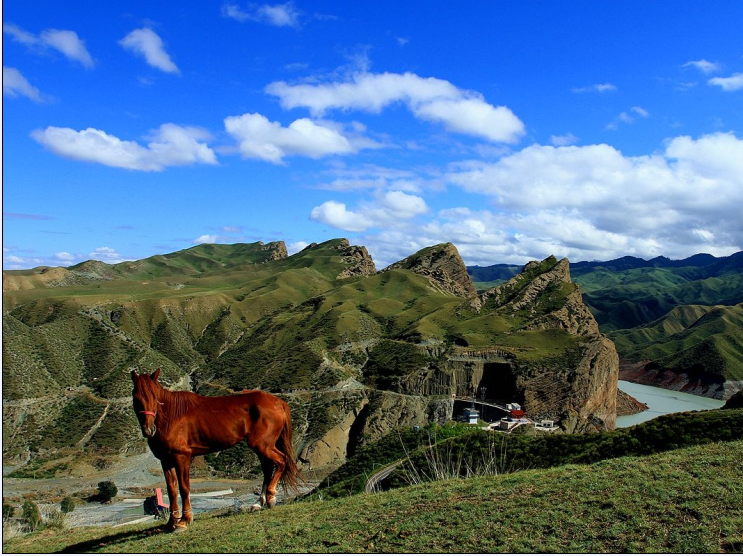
(311, 190, 428, 233)
(31, 123, 217, 171)
(3, 67, 43, 101)
(119, 28, 179, 74)
(3, 22, 94, 67)
(683, 59, 722, 74)
(266, 71, 525, 143)
(311, 201, 374, 232)
(708, 72, 743, 91)
(224, 113, 358, 163)
(433, 132, 743, 263)
(222, 2, 302, 27)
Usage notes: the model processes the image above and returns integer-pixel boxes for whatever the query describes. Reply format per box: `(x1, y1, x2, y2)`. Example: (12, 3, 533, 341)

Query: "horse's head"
(131, 368, 164, 438)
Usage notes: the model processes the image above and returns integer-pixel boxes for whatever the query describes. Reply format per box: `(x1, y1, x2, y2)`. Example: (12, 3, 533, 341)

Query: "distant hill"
(468, 251, 743, 399)
(2, 239, 617, 481)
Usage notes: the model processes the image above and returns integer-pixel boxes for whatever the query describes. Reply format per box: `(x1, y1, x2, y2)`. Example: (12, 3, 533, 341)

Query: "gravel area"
(3, 452, 314, 529)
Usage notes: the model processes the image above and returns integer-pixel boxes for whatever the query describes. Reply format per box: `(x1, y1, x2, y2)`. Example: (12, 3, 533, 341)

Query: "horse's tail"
(277, 400, 302, 494)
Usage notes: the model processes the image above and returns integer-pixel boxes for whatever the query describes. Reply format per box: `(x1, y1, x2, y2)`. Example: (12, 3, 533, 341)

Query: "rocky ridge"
(382, 243, 476, 298)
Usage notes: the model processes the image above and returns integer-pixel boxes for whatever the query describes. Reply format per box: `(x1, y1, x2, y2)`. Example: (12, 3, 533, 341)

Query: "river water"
(616, 380, 725, 428)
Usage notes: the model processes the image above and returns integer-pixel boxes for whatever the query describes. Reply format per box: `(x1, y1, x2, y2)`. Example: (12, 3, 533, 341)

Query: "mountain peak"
(382, 243, 476, 298)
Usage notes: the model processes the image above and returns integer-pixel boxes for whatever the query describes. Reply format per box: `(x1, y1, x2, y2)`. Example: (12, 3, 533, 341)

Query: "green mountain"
(469, 251, 743, 398)
(3, 239, 618, 479)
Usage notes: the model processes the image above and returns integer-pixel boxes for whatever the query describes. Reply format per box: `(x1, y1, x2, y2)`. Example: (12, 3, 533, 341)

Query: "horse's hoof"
(250, 503, 262, 512)
(171, 522, 189, 533)
(267, 497, 277, 509)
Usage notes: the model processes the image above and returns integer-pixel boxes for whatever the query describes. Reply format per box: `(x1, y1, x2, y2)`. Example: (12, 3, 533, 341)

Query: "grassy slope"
(611, 304, 743, 381)
(5, 440, 742, 553)
(574, 267, 743, 332)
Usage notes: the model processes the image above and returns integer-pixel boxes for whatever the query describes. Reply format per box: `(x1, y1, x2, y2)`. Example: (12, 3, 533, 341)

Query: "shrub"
(60, 496, 75, 514)
(3, 503, 15, 520)
(21, 500, 42, 531)
(44, 509, 66, 530)
(96, 481, 118, 503)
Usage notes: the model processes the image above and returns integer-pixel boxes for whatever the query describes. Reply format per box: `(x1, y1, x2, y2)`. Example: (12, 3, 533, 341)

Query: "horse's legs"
(257, 454, 274, 507)
(161, 461, 181, 530)
(263, 446, 287, 508)
(253, 445, 286, 508)
(174, 454, 193, 528)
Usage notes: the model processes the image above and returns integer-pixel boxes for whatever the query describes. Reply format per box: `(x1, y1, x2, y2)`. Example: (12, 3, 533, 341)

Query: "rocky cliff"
(334, 239, 377, 279)
(382, 243, 476, 298)
(369, 255, 619, 432)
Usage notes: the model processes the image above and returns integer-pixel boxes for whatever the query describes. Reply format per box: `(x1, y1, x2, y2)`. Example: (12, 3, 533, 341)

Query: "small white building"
(463, 407, 480, 424)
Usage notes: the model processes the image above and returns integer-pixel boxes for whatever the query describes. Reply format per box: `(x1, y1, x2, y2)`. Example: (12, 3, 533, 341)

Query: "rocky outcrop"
(616, 389, 649, 416)
(260, 241, 288, 261)
(300, 403, 367, 470)
(377, 256, 619, 431)
(335, 240, 377, 279)
(382, 243, 476, 298)
(297, 391, 453, 470)
(356, 391, 453, 449)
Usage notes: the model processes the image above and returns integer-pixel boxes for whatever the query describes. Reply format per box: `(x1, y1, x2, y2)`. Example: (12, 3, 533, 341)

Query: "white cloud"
(119, 28, 179, 74)
(571, 83, 617, 93)
(683, 59, 722, 74)
(193, 235, 219, 244)
(2, 22, 37, 45)
(55, 252, 76, 262)
(287, 241, 309, 255)
(31, 124, 217, 171)
(224, 113, 357, 163)
(608, 106, 650, 129)
(3, 22, 94, 67)
(317, 164, 441, 193)
(549, 133, 578, 147)
(413, 98, 525, 143)
(40, 29, 94, 68)
(708, 72, 743, 91)
(434, 132, 743, 263)
(3, 67, 43, 101)
(266, 71, 525, 143)
(89, 247, 126, 264)
(377, 190, 428, 219)
(310, 190, 428, 233)
(222, 2, 301, 27)
(311, 201, 373, 232)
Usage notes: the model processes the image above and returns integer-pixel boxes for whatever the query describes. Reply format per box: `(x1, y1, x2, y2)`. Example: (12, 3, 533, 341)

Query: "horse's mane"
(155, 385, 199, 434)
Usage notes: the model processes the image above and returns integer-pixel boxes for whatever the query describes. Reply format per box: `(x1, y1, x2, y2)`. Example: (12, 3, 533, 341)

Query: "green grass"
(315, 409, 743, 499)
(5, 440, 742, 553)
(611, 303, 743, 381)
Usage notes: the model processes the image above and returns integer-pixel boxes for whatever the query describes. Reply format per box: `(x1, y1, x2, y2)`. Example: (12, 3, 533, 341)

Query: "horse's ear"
(152, 368, 161, 382)
(131, 369, 139, 382)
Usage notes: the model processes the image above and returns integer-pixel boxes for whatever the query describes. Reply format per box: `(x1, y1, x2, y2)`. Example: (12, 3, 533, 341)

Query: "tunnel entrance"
(477, 362, 520, 405)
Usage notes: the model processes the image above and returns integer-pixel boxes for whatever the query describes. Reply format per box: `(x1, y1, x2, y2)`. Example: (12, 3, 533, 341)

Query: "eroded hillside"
(2, 238, 617, 478)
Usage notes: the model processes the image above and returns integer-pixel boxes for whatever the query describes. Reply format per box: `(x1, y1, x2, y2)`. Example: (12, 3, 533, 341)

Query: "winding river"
(616, 380, 725, 428)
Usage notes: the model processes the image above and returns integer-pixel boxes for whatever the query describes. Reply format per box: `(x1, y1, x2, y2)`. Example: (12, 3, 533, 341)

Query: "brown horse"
(131, 368, 300, 531)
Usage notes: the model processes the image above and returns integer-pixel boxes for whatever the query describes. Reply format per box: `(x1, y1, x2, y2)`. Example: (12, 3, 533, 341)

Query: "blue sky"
(3, 1, 742, 270)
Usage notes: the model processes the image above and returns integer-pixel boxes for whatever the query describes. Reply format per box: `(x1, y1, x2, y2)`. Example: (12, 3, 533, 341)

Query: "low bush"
(96, 481, 118, 503)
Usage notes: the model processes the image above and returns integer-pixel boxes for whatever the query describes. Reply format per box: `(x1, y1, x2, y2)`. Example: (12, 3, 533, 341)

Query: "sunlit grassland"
(5, 440, 741, 553)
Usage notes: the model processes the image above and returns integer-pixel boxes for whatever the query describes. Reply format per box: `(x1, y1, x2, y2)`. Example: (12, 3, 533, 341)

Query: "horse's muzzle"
(141, 424, 157, 438)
